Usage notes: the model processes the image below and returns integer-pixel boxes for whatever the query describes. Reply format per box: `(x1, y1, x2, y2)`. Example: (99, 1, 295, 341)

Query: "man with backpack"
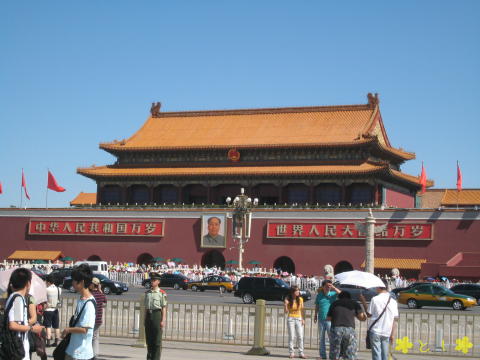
(3, 268, 44, 360)
(44, 274, 62, 347)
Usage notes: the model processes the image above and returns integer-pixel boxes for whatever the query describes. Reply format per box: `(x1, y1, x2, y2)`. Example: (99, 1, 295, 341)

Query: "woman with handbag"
(57, 264, 96, 360)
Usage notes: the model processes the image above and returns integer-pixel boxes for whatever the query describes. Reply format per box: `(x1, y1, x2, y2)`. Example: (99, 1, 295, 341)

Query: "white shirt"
(46, 284, 62, 311)
(368, 292, 399, 337)
(6, 292, 29, 360)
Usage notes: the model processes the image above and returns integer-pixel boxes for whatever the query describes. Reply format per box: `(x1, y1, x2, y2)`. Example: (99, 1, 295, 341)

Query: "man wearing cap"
(89, 277, 107, 360)
(144, 272, 167, 360)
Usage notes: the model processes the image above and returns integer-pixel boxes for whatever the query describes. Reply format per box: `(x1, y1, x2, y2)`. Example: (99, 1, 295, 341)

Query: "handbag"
(366, 295, 391, 350)
(29, 328, 46, 357)
(53, 299, 95, 360)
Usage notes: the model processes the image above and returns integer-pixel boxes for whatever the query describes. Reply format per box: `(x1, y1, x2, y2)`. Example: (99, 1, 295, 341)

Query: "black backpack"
(0, 293, 27, 360)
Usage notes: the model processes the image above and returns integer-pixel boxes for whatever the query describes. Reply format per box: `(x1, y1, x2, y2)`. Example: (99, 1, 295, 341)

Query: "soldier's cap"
(149, 272, 162, 280)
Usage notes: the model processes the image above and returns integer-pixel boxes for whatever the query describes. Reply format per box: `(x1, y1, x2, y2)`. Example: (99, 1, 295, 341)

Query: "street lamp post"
(226, 188, 258, 271)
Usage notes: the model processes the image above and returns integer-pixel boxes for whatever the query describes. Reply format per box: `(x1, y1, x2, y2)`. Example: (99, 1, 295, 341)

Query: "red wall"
(385, 188, 415, 208)
(1, 210, 479, 277)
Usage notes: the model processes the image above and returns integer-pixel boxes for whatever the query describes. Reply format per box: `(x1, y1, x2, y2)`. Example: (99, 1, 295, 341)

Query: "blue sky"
(1, 1, 479, 208)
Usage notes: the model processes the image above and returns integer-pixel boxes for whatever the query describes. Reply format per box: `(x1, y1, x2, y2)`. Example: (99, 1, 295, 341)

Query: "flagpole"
(46, 168, 49, 209)
(456, 161, 459, 209)
(20, 169, 23, 209)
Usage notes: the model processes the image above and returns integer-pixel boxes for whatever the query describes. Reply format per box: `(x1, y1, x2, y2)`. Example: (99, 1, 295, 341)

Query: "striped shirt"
(91, 290, 107, 325)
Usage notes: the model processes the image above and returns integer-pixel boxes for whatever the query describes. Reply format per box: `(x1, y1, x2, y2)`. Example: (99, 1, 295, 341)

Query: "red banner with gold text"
(267, 221, 432, 240)
(29, 219, 164, 237)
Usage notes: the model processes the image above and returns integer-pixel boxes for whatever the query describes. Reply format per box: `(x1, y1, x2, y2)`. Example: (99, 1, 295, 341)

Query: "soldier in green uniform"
(144, 272, 167, 360)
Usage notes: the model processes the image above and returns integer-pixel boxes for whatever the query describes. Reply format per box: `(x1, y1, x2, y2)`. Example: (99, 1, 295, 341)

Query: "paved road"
(62, 286, 480, 313)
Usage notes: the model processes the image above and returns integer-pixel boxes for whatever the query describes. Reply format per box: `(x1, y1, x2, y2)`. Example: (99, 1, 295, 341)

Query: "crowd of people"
(285, 279, 398, 360)
(1, 261, 478, 360)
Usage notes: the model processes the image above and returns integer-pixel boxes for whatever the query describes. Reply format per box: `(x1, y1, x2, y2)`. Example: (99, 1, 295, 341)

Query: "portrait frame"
(201, 213, 227, 248)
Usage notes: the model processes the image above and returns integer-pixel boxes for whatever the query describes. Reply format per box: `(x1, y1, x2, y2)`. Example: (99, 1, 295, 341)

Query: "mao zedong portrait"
(202, 216, 225, 247)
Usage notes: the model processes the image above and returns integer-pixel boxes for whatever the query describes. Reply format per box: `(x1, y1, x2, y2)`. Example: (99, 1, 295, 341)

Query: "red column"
(207, 185, 212, 204)
(374, 184, 381, 205)
(309, 185, 315, 204)
(177, 186, 183, 204)
(122, 186, 128, 205)
(96, 184, 102, 205)
(341, 185, 347, 204)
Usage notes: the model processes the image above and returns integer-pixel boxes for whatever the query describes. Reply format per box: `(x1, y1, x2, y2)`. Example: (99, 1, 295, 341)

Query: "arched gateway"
(334, 260, 353, 275)
(137, 253, 153, 265)
(273, 256, 296, 274)
(201, 250, 225, 269)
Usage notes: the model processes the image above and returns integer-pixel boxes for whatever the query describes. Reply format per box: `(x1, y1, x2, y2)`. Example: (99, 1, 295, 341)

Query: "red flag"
(22, 169, 30, 200)
(419, 162, 427, 194)
(456, 161, 462, 191)
(47, 170, 66, 192)
(0, 181, 2, 194)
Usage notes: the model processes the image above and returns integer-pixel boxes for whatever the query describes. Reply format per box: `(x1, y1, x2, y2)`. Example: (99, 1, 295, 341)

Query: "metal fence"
(108, 272, 145, 287)
(106, 272, 441, 294)
(57, 298, 480, 357)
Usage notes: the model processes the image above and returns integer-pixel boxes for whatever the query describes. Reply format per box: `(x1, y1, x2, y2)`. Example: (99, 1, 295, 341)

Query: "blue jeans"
(370, 331, 390, 360)
(318, 320, 331, 358)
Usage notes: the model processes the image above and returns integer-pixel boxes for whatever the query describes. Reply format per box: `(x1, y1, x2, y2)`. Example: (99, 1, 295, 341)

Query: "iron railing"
(57, 298, 480, 357)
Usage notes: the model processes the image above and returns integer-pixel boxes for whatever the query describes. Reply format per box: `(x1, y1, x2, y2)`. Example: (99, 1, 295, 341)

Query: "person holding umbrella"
(327, 291, 366, 360)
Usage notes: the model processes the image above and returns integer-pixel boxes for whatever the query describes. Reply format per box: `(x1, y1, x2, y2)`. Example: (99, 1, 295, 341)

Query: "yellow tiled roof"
(70, 192, 97, 206)
(98, 100, 414, 160)
(391, 169, 434, 188)
(78, 163, 384, 177)
(8, 250, 64, 261)
(419, 189, 445, 208)
(441, 189, 480, 205)
(77, 163, 426, 188)
(361, 258, 427, 270)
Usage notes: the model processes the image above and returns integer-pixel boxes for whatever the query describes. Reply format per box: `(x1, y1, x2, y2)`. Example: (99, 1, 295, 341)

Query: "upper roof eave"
(99, 139, 376, 152)
(390, 168, 434, 188)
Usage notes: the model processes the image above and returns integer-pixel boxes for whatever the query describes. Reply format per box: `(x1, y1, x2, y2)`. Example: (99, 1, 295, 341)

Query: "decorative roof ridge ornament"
(367, 93, 379, 108)
(150, 102, 162, 117)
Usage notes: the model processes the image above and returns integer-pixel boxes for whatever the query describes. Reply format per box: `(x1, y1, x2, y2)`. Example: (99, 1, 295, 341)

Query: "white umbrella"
(335, 270, 385, 289)
(0, 268, 47, 303)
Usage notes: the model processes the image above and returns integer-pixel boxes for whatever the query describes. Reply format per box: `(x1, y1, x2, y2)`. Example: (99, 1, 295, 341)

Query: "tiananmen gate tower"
(1, 94, 479, 279)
